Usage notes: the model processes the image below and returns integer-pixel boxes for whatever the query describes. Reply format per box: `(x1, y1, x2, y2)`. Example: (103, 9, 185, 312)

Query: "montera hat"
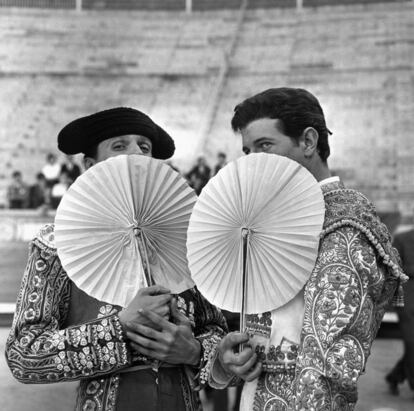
(58, 107, 175, 160)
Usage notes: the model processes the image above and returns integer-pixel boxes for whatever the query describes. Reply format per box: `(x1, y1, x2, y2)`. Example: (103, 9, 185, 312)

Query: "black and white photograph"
(0, 1, 413, 410)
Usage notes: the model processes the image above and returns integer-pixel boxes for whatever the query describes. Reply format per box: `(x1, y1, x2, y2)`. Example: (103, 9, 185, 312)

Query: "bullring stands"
(0, 1, 413, 219)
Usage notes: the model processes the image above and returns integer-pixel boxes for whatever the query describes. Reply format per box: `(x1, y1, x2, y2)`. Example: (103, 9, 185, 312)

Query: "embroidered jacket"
(5, 224, 227, 411)
(210, 180, 406, 411)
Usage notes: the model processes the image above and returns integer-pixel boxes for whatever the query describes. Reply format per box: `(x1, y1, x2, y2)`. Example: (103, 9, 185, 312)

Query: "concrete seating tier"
(0, 1, 413, 217)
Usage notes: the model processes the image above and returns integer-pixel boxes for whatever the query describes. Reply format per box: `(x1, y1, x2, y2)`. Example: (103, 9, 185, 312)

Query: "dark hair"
(231, 88, 332, 162)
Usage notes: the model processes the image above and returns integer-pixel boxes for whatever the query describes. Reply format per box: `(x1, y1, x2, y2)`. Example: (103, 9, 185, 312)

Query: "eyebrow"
(138, 138, 151, 144)
(108, 137, 127, 144)
(253, 137, 273, 144)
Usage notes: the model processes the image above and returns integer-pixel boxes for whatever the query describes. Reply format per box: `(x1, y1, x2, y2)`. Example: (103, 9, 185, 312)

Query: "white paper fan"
(55, 154, 196, 307)
(187, 153, 325, 314)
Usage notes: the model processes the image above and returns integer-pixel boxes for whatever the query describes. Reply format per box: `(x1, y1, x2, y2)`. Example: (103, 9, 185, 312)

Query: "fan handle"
(134, 228, 155, 287)
(239, 228, 250, 353)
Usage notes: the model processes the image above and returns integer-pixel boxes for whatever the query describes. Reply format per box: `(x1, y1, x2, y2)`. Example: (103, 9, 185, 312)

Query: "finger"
(126, 322, 163, 340)
(229, 352, 258, 376)
(143, 285, 171, 296)
(124, 317, 163, 332)
(220, 332, 250, 350)
(222, 346, 255, 367)
(126, 331, 162, 351)
(155, 305, 170, 319)
(153, 293, 173, 305)
(170, 298, 190, 325)
(130, 342, 164, 361)
(139, 309, 174, 331)
(241, 361, 262, 382)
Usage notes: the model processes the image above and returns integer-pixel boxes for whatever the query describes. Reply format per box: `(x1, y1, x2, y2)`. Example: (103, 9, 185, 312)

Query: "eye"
(260, 142, 272, 151)
(139, 144, 151, 154)
(112, 142, 126, 151)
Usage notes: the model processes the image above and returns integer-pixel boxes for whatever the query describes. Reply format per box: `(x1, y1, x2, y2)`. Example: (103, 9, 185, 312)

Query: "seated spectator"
(7, 171, 29, 209)
(213, 152, 227, 176)
(186, 156, 211, 195)
(61, 155, 81, 183)
(41, 152, 61, 188)
(28, 172, 47, 209)
(50, 171, 71, 209)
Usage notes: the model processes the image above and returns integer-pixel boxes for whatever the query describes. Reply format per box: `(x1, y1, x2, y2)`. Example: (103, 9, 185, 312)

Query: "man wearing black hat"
(6, 108, 227, 411)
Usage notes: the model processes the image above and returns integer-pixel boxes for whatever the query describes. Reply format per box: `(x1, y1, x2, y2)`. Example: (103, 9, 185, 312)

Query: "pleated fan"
(55, 154, 196, 307)
(187, 153, 325, 315)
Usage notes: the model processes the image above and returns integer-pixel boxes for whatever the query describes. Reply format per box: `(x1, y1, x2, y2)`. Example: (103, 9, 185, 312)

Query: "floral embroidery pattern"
(291, 182, 401, 410)
(246, 312, 272, 338)
(6, 224, 226, 411)
(253, 340, 298, 411)
(216, 182, 402, 410)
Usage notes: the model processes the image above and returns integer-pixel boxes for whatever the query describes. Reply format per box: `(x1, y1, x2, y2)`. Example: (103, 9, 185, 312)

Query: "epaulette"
(32, 223, 57, 251)
(321, 187, 408, 306)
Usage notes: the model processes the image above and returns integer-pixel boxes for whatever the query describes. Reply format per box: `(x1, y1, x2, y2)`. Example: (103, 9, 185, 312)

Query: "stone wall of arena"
(0, 1, 413, 219)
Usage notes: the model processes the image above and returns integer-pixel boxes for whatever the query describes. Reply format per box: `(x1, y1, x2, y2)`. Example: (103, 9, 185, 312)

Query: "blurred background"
(0, 0, 413, 410)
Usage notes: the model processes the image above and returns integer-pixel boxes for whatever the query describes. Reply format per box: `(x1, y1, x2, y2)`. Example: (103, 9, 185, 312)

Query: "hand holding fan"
(186, 153, 325, 332)
(55, 154, 196, 307)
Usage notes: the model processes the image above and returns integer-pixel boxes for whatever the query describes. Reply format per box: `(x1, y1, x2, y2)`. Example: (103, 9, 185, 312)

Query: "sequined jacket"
(290, 180, 406, 411)
(5, 224, 227, 411)
(210, 180, 406, 411)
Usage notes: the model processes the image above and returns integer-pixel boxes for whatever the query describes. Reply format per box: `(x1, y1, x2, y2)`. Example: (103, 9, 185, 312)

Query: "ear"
(83, 156, 96, 170)
(301, 127, 319, 158)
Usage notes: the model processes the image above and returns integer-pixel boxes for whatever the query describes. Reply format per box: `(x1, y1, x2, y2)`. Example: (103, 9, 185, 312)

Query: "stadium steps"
(0, 0, 407, 11)
(0, 1, 413, 212)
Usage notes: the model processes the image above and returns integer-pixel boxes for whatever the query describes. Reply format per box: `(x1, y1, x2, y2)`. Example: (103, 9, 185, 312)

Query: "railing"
(0, 0, 408, 12)
(0, 0, 76, 9)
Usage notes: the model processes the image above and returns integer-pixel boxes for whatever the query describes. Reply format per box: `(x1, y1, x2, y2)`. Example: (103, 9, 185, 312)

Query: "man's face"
(95, 134, 153, 163)
(241, 118, 305, 165)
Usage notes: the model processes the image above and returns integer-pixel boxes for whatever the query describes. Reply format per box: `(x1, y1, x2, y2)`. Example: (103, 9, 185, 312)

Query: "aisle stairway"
(0, 1, 413, 216)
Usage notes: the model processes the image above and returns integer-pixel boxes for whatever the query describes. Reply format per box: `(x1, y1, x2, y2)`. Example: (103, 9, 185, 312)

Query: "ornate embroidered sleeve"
(5, 239, 131, 383)
(292, 227, 397, 410)
(188, 288, 228, 389)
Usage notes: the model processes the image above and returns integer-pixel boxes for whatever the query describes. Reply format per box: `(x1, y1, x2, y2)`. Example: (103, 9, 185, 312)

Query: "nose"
(246, 147, 257, 154)
(127, 145, 143, 155)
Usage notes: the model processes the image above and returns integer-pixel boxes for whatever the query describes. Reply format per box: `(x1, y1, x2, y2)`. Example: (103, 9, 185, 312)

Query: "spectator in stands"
(208, 87, 407, 410)
(61, 155, 82, 183)
(28, 172, 47, 209)
(5, 107, 226, 411)
(6, 171, 29, 209)
(41, 152, 61, 188)
(386, 227, 414, 396)
(213, 151, 227, 176)
(186, 156, 211, 195)
(50, 170, 71, 209)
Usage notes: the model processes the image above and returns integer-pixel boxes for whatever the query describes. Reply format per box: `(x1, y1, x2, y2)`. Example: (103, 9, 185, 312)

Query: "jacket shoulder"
(33, 223, 57, 251)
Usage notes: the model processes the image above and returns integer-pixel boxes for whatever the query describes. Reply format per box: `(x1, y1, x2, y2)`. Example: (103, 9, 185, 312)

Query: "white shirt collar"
(319, 176, 340, 187)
